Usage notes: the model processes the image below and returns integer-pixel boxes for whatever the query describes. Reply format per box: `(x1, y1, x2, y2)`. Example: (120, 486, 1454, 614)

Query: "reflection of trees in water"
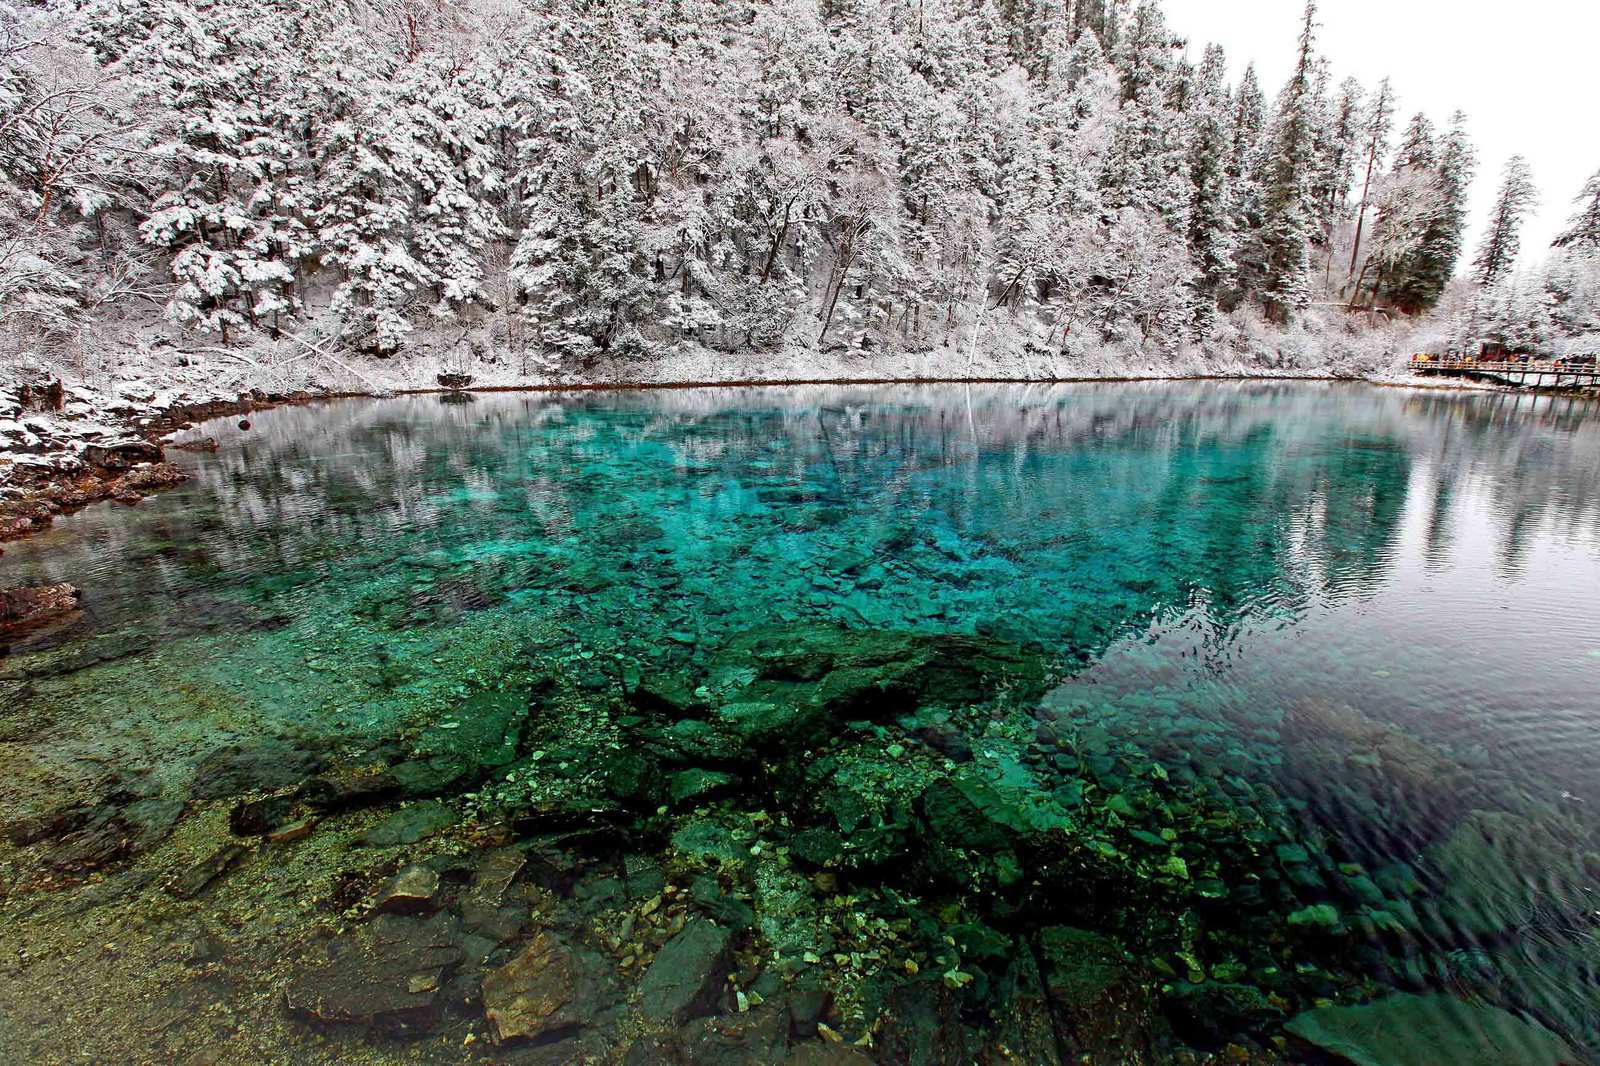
(5, 384, 1595, 649)
(1397, 391, 1600, 577)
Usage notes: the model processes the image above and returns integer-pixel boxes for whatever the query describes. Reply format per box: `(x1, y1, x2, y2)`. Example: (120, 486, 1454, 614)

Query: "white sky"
(1160, 0, 1599, 263)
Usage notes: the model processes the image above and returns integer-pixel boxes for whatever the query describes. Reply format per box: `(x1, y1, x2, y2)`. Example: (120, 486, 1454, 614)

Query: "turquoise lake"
(1, 381, 1598, 1064)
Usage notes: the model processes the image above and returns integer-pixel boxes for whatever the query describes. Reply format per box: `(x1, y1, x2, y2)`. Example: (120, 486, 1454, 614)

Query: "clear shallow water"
(1, 381, 1599, 1064)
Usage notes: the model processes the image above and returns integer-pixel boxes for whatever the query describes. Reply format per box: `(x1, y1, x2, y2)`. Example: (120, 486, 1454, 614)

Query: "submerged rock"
(638, 918, 733, 1024)
(1285, 993, 1578, 1066)
(482, 930, 578, 1042)
(374, 864, 442, 915)
(229, 794, 296, 836)
(641, 624, 1049, 758)
(1424, 808, 1586, 940)
(359, 800, 458, 847)
(1036, 926, 1154, 1062)
(286, 913, 465, 1032)
(190, 740, 329, 800)
(673, 1003, 792, 1064)
(1164, 981, 1284, 1048)
(168, 843, 248, 899)
(32, 795, 186, 874)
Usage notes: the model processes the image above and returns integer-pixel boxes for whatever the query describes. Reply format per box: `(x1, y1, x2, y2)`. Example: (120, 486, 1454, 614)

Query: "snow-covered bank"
(0, 312, 1507, 550)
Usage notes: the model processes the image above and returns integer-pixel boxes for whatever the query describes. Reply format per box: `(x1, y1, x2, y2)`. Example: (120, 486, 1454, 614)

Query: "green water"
(1, 381, 1598, 1064)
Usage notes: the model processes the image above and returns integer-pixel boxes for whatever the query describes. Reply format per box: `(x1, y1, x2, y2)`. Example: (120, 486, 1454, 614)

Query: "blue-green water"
(1, 381, 1598, 1064)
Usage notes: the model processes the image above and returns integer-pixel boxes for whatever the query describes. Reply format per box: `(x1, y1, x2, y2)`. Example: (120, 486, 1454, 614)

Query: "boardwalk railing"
(1409, 355, 1600, 389)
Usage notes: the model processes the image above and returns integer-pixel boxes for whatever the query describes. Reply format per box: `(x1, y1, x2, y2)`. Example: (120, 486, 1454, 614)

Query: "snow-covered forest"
(2, 0, 1597, 378)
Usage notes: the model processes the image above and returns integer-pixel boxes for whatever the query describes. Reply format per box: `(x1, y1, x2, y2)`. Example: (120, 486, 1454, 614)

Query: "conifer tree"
(1251, 1, 1320, 322)
(1389, 110, 1474, 310)
(1312, 76, 1363, 237)
(1472, 154, 1538, 286)
(1185, 44, 1237, 315)
(1552, 168, 1600, 253)
(9, 0, 1504, 362)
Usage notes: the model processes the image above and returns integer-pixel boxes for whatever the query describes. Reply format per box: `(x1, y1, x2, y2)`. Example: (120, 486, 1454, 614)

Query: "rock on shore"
(0, 583, 81, 632)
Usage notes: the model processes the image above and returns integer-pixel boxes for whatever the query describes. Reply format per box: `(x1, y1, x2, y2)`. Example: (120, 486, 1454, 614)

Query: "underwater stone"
(688, 874, 756, 930)
(673, 1002, 792, 1064)
(37, 796, 185, 873)
(190, 740, 329, 800)
(286, 913, 465, 1033)
(419, 687, 530, 771)
(1287, 903, 1344, 932)
(638, 918, 733, 1024)
(672, 820, 752, 865)
(1424, 809, 1582, 939)
(1035, 926, 1153, 1062)
(481, 930, 578, 1043)
(1164, 981, 1284, 1049)
(390, 754, 476, 798)
(374, 864, 442, 915)
(1275, 843, 1310, 865)
(167, 843, 248, 899)
(297, 763, 399, 811)
(461, 847, 529, 941)
(229, 794, 296, 836)
(873, 980, 972, 1066)
(628, 675, 704, 718)
(715, 700, 819, 748)
(600, 749, 665, 805)
(359, 801, 458, 847)
(669, 768, 737, 805)
(1285, 993, 1578, 1066)
(643, 719, 746, 766)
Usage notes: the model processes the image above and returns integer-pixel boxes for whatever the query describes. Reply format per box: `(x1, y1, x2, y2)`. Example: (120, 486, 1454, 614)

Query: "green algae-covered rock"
(599, 748, 663, 805)
(668, 768, 737, 805)
(1287, 903, 1343, 931)
(710, 623, 1048, 727)
(360, 800, 458, 847)
(1285, 993, 1578, 1066)
(671, 819, 752, 865)
(417, 686, 529, 770)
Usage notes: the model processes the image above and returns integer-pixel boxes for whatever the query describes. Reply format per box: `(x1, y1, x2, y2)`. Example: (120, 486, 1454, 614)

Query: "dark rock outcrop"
(0, 583, 80, 633)
(83, 438, 162, 471)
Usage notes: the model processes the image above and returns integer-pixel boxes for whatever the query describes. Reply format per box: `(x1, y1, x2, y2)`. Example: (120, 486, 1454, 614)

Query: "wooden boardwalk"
(1409, 356, 1600, 390)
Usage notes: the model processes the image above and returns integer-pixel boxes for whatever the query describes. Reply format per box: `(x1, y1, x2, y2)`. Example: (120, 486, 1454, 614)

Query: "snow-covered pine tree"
(1471, 154, 1538, 286)
(114, 0, 314, 343)
(1249, 1, 1321, 323)
(1349, 112, 1436, 311)
(1185, 44, 1238, 322)
(1552, 168, 1600, 253)
(1312, 76, 1363, 237)
(0, 4, 141, 334)
(1387, 110, 1474, 311)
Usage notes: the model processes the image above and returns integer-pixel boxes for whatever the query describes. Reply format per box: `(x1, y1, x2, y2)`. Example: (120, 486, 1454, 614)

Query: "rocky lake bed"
(1, 383, 1598, 1064)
